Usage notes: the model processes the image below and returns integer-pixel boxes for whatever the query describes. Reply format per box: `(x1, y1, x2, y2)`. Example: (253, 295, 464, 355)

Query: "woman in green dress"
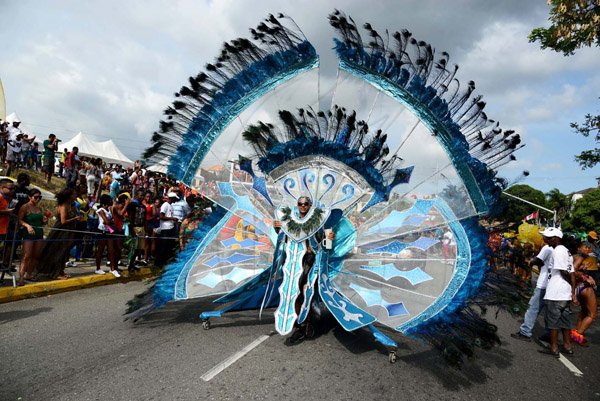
(17, 188, 47, 285)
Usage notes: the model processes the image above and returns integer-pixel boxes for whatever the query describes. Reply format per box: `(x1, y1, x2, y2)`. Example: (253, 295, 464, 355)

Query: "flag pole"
(501, 191, 556, 226)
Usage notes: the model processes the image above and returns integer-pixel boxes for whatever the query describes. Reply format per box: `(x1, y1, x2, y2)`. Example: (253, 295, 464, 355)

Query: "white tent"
(60, 132, 133, 166)
(5, 112, 21, 123)
(147, 156, 170, 174)
(98, 139, 134, 166)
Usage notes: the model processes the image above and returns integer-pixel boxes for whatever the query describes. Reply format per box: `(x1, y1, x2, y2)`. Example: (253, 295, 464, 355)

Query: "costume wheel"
(388, 351, 397, 364)
(202, 320, 211, 330)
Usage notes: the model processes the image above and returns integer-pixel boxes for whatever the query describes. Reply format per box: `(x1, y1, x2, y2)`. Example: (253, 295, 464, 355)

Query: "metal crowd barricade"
(0, 214, 20, 287)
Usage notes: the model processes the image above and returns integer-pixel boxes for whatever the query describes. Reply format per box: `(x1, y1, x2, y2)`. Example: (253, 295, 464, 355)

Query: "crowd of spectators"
(502, 228, 599, 354)
(0, 119, 214, 287)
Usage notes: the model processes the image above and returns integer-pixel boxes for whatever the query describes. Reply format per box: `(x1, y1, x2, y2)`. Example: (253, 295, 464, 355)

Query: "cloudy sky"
(1, 0, 598, 193)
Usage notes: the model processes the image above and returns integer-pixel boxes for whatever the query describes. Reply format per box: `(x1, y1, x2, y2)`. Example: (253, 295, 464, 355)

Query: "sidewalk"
(0, 259, 156, 303)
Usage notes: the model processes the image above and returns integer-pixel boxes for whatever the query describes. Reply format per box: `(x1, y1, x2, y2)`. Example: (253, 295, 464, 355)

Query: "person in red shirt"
(0, 178, 17, 269)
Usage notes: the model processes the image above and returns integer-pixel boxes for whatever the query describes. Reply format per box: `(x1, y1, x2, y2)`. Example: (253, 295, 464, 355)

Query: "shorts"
(544, 300, 572, 330)
(43, 157, 55, 172)
(6, 150, 21, 162)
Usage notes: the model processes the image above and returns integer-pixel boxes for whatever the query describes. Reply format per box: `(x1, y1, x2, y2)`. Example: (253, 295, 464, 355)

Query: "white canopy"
(147, 156, 169, 174)
(5, 112, 21, 123)
(60, 132, 133, 166)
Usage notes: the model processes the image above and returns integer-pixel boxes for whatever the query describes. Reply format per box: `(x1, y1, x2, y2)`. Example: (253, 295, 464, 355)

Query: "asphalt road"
(1, 281, 599, 401)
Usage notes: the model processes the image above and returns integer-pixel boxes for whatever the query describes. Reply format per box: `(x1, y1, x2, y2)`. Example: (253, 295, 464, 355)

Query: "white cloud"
(0, 0, 598, 193)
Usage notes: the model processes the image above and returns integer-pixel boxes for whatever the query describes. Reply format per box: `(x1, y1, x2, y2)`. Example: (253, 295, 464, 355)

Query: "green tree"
(571, 106, 600, 169)
(529, 0, 600, 56)
(568, 187, 600, 231)
(546, 187, 571, 221)
(530, 1, 600, 169)
(499, 184, 548, 225)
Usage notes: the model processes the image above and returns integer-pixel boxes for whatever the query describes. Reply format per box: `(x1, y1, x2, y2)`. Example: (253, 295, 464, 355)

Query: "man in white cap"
(6, 120, 23, 176)
(538, 227, 576, 357)
(155, 192, 179, 267)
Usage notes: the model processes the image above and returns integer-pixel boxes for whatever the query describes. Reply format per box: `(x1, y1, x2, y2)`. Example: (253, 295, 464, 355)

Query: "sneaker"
(95, 269, 106, 275)
(136, 260, 148, 266)
(287, 327, 306, 345)
(65, 261, 77, 268)
(510, 332, 531, 342)
(110, 270, 121, 278)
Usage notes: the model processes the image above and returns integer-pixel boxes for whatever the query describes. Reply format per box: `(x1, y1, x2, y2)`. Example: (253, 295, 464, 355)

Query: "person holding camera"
(43, 133, 59, 184)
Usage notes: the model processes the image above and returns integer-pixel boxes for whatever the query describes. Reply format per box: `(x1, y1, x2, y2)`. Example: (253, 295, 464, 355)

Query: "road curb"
(0, 268, 156, 303)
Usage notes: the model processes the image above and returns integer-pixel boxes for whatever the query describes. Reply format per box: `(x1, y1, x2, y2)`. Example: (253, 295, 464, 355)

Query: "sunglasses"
(297, 202, 310, 207)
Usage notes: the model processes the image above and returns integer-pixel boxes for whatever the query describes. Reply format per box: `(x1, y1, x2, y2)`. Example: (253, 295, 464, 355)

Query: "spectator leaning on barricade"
(108, 192, 131, 276)
(0, 178, 16, 270)
(95, 194, 116, 276)
(17, 188, 46, 285)
(172, 190, 191, 225)
(142, 192, 159, 263)
(511, 235, 553, 342)
(38, 187, 81, 280)
(155, 192, 179, 267)
(538, 227, 576, 358)
(125, 190, 147, 272)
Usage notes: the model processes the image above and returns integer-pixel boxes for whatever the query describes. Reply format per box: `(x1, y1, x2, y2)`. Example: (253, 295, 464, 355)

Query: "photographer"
(43, 134, 59, 184)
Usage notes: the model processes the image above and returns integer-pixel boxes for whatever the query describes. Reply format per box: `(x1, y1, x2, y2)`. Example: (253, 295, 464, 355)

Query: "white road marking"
(539, 340, 584, 377)
(201, 333, 272, 382)
(558, 353, 583, 377)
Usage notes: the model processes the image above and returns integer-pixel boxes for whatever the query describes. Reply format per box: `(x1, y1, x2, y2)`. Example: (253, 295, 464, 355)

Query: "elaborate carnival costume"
(134, 11, 526, 365)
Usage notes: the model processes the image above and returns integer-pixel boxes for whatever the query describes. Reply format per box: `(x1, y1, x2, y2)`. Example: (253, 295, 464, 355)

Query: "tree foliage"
(530, 1, 600, 169)
(571, 105, 600, 168)
(568, 188, 600, 231)
(546, 188, 571, 222)
(529, 0, 600, 56)
(498, 184, 548, 225)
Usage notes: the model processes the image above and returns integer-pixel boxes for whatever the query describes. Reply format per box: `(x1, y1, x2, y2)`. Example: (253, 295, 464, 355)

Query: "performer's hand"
(327, 231, 335, 240)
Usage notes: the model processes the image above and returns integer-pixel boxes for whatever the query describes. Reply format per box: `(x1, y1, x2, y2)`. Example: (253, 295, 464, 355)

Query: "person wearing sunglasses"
(273, 195, 335, 345)
(17, 188, 46, 285)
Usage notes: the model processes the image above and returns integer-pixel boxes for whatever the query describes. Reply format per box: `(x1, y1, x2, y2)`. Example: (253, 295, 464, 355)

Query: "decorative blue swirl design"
(283, 177, 297, 201)
(301, 171, 316, 202)
(331, 183, 355, 207)
(319, 174, 336, 202)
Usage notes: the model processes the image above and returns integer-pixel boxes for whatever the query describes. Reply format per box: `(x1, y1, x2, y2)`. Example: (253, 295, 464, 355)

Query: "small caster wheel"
(388, 351, 397, 364)
(202, 320, 211, 330)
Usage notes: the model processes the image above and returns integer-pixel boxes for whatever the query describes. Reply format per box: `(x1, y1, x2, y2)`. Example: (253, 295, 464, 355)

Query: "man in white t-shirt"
(539, 227, 575, 357)
(155, 192, 179, 267)
(511, 236, 554, 341)
(6, 122, 24, 176)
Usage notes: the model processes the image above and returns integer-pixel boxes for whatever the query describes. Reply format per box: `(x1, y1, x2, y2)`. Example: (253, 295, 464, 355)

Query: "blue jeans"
(519, 287, 546, 337)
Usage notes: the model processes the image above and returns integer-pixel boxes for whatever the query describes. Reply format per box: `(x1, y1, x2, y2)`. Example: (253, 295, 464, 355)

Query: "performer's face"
(297, 198, 311, 217)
